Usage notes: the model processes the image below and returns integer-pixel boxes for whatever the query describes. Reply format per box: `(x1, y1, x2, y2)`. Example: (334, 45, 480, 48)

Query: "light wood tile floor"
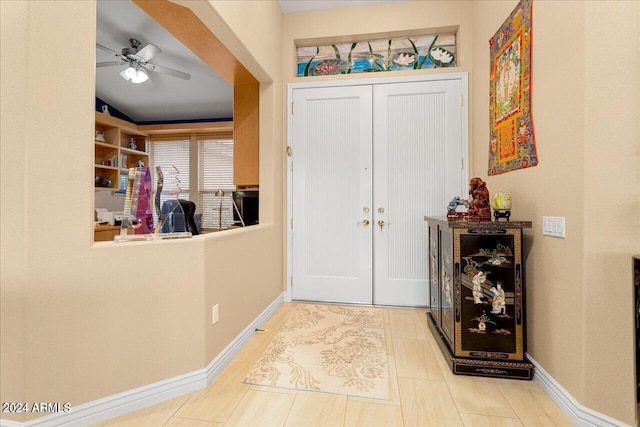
(97, 303, 573, 427)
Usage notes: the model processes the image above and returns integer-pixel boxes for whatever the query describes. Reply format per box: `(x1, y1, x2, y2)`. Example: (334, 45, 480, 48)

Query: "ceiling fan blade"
(96, 61, 125, 68)
(135, 44, 162, 62)
(144, 63, 191, 80)
(96, 43, 121, 57)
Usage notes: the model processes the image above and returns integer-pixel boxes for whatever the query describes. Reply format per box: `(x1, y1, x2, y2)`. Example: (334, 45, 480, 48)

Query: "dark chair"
(161, 199, 199, 235)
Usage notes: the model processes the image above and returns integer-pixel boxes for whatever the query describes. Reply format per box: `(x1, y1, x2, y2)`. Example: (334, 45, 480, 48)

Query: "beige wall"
(471, 0, 586, 395)
(0, 0, 284, 422)
(0, 1, 29, 420)
(2, 0, 639, 424)
(283, 0, 640, 424)
(472, 1, 640, 424)
(180, 0, 284, 364)
(582, 1, 639, 421)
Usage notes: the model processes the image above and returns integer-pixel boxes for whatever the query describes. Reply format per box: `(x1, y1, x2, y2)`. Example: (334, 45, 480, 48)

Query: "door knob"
(378, 219, 385, 227)
(362, 219, 370, 226)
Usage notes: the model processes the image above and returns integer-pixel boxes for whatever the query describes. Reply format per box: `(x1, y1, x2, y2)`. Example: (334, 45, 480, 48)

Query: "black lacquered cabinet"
(425, 216, 534, 380)
(428, 221, 455, 349)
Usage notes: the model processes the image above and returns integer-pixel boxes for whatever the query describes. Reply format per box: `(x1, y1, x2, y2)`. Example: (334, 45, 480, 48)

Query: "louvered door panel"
(373, 80, 464, 306)
(291, 85, 373, 304)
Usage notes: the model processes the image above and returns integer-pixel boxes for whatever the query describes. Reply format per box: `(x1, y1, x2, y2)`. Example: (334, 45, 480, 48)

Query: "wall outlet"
(212, 304, 219, 325)
(542, 216, 566, 238)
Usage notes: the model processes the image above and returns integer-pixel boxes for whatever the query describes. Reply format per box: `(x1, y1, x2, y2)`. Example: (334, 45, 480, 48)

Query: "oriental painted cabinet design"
(426, 216, 534, 380)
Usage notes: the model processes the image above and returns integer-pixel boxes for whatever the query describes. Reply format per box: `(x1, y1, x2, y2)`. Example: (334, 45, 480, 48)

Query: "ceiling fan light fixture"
(123, 64, 137, 80)
(132, 68, 149, 84)
(119, 67, 134, 81)
(119, 63, 148, 84)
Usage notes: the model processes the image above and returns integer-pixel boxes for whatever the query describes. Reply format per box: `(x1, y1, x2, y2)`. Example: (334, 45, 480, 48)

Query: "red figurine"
(468, 177, 492, 221)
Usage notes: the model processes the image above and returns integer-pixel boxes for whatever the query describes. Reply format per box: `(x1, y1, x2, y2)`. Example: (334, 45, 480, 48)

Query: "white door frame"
(285, 72, 469, 304)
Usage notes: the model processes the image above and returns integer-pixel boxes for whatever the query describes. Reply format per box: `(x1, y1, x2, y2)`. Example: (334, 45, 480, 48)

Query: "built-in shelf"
(94, 112, 150, 192)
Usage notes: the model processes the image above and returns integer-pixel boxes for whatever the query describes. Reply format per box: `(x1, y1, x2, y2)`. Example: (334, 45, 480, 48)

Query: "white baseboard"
(528, 353, 630, 427)
(204, 292, 285, 385)
(0, 292, 285, 427)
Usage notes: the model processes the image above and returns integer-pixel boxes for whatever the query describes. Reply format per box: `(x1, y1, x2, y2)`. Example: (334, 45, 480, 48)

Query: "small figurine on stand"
(468, 177, 492, 221)
(492, 190, 512, 222)
(446, 196, 470, 220)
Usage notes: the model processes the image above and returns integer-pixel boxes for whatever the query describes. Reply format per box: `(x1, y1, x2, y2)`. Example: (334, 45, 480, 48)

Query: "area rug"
(243, 303, 390, 400)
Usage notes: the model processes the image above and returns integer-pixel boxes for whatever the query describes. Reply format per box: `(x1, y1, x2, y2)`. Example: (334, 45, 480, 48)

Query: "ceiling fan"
(96, 38, 191, 84)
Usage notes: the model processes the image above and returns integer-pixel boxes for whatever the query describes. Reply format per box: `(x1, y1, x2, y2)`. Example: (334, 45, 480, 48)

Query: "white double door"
(290, 77, 466, 306)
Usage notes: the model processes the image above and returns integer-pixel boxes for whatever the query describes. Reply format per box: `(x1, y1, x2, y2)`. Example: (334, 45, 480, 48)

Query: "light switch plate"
(212, 304, 219, 325)
(542, 216, 566, 238)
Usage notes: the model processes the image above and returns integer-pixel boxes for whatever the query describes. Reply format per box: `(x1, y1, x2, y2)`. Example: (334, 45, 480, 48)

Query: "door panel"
(291, 86, 373, 304)
(373, 81, 463, 306)
(290, 78, 466, 307)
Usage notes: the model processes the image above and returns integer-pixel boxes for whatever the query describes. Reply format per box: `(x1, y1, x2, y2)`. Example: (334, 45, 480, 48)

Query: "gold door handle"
(377, 220, 385, 227)
(362, 219, 370, 226)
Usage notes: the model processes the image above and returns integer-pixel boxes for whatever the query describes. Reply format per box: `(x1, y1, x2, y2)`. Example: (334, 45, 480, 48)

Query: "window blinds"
(148, 137, 235, 231)
(150, 138, 190, 224)
(198, 138, 235, 230)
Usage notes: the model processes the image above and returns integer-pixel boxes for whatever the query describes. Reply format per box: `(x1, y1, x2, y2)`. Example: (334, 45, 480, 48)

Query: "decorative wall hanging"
(296, 33, 456, 77)
(488, 0, 537, 175)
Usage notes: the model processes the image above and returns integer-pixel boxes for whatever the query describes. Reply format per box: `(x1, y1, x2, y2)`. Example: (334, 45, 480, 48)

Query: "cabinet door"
(454, 228, 524, 360)
(428, 223, 441, 327)
(439, 227, 455, 349)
